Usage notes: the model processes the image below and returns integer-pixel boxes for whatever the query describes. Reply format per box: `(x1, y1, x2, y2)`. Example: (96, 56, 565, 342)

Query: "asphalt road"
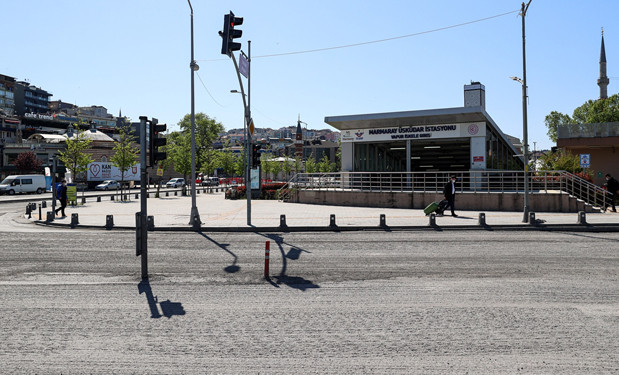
(1, 209, 618, 375)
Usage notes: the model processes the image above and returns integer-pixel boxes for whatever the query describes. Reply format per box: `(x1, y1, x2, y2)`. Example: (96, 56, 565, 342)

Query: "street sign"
(249, 118, 255, 135)
(579, 154, 591, 168)
(157, 167, 164, 177)
(239, 54, 249, 78)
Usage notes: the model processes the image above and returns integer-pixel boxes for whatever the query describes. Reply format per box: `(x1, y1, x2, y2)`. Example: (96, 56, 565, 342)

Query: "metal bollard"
(38, 204, 42, 220)
(577, 211, 587, 225)
(111, 195, 115, 201)
(174, 191, 178, 196)
(97, 196, 101, 202)
(166, 191, 169, 197)
(330, 214, 337, 227)
(528, 212, 536, 224)
(106, 215, 114, 229)
(135, 193, 139, 199)
(42, 201, 47, 208)
(81, 197, 86, 204)
(280, 214, 287, 227)
(379, 214, 386, 227)
(429, 213, 436, 226)
(46, 211, 54, 223)
(264, 241, 270, 279)
(478, 213, 486, 226)
(71, 213, 79, 227)
(147, 215, 154, 231)
(26, 204, 32, 218)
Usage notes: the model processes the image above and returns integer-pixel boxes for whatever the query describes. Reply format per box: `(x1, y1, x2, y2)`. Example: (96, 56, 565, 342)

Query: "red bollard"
(264, 241, 270, 279)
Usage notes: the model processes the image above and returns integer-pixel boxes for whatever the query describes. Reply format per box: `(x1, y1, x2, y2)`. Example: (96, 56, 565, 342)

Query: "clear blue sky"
(3, 0, 617, 150)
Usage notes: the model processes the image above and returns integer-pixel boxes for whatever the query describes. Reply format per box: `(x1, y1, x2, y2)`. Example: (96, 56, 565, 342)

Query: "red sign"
(473, 156, 484, 162)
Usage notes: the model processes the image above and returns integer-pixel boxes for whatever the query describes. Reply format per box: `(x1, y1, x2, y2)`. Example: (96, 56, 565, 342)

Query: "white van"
(0, 174, 47, 195)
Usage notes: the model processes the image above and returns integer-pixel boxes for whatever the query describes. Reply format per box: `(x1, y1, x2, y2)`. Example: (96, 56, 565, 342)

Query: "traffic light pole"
(231, 51, 251, 226)
(138, 116, 148, 279)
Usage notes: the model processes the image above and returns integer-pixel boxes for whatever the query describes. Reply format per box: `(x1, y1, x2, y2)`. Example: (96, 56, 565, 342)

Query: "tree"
(544, 93, 619, 142)
(58, 128, 94, 190)
(234, 153, 245, 177)
(318, 154, 336, 173)
(261, 154, 272, 179)
(537, 149, 586, 174)
(305, 153, 318, 173)
(177, 113, 225, 173)
(168, 131, 192, 180)
(215, 148, 237, 177)
(110, 126, 139, 199)
(14, 151, 42, 173)
(282, 156, 292, 180)
(544, 111, 572, 143)
(200, 149, 218, 177)
(270, 159, 282, 181)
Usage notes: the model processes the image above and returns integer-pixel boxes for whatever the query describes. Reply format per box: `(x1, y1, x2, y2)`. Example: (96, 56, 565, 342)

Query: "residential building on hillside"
(0, 74, 16, 116)
(14, 81, 52, 116)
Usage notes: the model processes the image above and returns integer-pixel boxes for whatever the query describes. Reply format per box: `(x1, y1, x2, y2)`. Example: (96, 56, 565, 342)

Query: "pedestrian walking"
(54, 179, 68, 217)
(604, 173, 618, 212)
(442, 175, 458, 217)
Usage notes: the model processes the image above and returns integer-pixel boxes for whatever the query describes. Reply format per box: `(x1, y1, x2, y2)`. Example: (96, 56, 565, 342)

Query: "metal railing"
(281, 170, 610, 209)
(558, 122, 619, 138)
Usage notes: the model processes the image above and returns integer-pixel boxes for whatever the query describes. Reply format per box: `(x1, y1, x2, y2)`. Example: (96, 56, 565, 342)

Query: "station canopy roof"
(325, 106, 496, 131)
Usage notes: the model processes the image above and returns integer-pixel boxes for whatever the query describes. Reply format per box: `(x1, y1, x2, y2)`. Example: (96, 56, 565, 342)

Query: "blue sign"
(579, 154, 591, 168)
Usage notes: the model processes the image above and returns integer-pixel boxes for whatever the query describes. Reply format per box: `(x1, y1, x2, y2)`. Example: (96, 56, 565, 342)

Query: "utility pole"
(520, 0, 532, 223)
(246, 41, 252, 226)
(188, 0, 200, 229)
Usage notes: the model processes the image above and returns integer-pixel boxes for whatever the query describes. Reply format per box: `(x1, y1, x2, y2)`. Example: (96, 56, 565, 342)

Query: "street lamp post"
(188, 0, 200, 228)
(513, 0, 532, 223)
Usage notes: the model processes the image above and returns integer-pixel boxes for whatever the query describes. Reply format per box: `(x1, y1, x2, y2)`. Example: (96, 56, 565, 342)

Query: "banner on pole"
(239, 54, 249, 78)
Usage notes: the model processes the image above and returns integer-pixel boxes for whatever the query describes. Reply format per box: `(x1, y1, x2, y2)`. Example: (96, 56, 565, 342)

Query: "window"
(22, 179, 33, 185)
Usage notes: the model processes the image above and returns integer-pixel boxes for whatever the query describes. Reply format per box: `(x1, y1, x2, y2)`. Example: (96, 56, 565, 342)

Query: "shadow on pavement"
(262, 233, 319, 291)
(198, 233, 240, 274)
(138, 279, 186, 319)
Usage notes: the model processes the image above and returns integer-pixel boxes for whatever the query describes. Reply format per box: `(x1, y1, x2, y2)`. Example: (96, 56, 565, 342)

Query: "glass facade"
(354, 138, 472, 172)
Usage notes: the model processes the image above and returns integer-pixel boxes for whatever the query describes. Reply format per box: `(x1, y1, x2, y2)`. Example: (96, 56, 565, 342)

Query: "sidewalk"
(28, 191, 619, 230)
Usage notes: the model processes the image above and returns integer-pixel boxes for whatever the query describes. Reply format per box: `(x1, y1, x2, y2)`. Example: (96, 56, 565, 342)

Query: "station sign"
(341, 122, 486, 143)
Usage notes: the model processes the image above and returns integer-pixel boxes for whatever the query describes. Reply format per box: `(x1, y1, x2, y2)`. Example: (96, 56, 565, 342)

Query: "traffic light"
(219, 11, 243, 56)
(251, 144, 261, 168)
(149, 118, 167, 167)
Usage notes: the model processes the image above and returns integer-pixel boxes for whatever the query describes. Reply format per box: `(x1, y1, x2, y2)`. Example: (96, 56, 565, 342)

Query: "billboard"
(87, 162, 140, 181)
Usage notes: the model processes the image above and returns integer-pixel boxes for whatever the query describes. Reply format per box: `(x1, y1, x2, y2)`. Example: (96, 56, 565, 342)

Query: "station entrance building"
(325, 83, 523, 174)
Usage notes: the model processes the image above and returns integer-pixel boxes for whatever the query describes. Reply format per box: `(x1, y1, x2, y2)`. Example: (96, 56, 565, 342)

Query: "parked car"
(0, 174, 47, 195)
(201, 177, 220, 186)
(166, 178, 185, 188)
(95, 180, 120, 191)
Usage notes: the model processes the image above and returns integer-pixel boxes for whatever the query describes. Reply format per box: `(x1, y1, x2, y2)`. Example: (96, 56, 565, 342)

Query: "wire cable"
(196, 71, 225, 108)
(198, 9, 518, 61)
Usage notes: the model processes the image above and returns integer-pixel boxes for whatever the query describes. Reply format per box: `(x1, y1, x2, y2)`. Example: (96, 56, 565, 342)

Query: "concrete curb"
(33, 220, 619, 233)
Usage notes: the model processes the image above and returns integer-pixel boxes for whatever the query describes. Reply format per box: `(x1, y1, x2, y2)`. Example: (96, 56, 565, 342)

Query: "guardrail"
(280, 170, 611, 209)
